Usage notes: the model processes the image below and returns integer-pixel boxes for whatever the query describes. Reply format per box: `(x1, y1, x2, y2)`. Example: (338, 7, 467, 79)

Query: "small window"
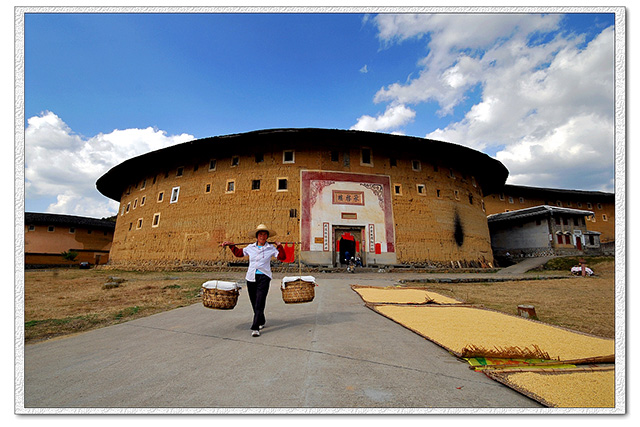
(28, 225, 35, 231)
(519, 197, 524, 203)
(69, 227, 75, 234)
(337, 151, 347, 167)
(136, 218, 143, 230)
(454, 190, 460, 200)
(411, 160, 421, 171)
(231, 156, 239, 167)
(141, 178, 147, 189)
(255, 153, 264, 163)
(126, 202, 131, 213)
(389, 157, 397, 167)
(436, 189, 441, 198)
(469, 194, 474, 204)
(252, 179, 261, 190)
(205, 183, 211, 193)
(152, 176, 157, 185)
(566, 201, 572, 207)
(597, 203, 603, 210)
(152, 213, 161, 228)
(277, 178, 288, 191)
(508, 197, 514, 204)
(602, 214, 608, 221)
(226, 180, 235, 193)
(417, 184, 425, 195)
(158, 191, 164, 202)
(449, 169, 455, 179)
(330, 151, 339, 162)
(394, 184, 402, 195)
(577, 202, 583, 208)
(129, 222, 133, 231)
(556, 201, 563, 207)
(141, 196, 146, 206)
(587, 202, 593, 209)
(209, 159, 217, 171)
(283, 150, 295, 164)
(170, 186, 180, 203)
(133, 198, 138, 209)
(289, 208, 298, 218)
(361, 147, 372, 165)
(499, 194, 505, 201)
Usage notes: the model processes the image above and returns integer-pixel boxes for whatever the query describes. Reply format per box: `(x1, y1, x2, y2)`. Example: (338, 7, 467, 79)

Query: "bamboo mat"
(370, 304, 614, 362)
(351, 285, 463, 305)
(484, 368, 615, 408)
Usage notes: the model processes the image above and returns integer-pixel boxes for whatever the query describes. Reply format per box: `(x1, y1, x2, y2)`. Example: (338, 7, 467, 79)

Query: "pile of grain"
(371, 305, 614, 361)
(352, 285, 462, 305)
(486, 369, 615, 408)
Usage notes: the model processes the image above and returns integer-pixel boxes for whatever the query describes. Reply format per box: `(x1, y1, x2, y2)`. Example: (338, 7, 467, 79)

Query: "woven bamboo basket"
(202, 286, 239, 310)
(281, 279, 315, 304)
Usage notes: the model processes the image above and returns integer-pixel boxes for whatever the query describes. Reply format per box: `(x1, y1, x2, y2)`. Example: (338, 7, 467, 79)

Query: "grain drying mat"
(351, 285, 464, 305)
(364, 303, 614, 407)
(368, 305, 614, 362)
(483, 367, 615, 408)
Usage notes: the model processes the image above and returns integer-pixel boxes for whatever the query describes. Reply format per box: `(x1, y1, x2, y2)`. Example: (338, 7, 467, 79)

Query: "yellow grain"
(354, 287, 462, 305)
(503, 370, 615, 408)
(375, 305, 614, 361)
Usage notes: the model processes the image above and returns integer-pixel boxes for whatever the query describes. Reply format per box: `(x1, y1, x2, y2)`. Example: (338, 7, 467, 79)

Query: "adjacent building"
(24, 212, 115, 267)
(487, 205, 602, 259)
(483, 184, 614, 244)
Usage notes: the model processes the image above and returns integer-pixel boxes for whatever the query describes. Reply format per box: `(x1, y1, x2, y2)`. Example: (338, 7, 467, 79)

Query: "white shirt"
(243, 242, 280, 281)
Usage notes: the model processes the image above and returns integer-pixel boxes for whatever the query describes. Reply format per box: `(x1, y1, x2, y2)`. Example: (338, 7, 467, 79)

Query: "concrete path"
(495, 256, 557, 275)
(21, 273, 543, 412)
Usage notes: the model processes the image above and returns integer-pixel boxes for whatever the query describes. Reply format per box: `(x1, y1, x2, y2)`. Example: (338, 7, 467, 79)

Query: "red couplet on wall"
(375, 243, 382, 254)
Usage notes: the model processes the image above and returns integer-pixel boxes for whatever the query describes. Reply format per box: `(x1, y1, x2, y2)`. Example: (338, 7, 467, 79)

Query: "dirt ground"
(22, 258, 617, 343)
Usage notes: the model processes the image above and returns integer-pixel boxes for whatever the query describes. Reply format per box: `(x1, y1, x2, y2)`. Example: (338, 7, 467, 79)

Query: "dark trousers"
(247, 273, 270, 330)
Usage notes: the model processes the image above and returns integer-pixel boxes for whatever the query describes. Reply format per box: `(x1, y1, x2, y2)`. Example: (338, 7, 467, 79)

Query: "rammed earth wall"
(98, 129, 508, 270)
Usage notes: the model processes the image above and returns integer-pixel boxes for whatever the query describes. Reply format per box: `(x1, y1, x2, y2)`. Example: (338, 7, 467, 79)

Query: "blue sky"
(21, 8, 620, 218)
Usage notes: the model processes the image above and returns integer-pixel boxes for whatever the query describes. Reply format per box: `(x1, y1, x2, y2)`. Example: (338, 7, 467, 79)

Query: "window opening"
(170, 186, 180, 203)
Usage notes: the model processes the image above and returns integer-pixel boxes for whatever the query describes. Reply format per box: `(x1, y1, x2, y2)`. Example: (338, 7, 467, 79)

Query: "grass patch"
(405, 259, 616, 339)
(540, 256, 613, 272)
(23, 269, 232, 343)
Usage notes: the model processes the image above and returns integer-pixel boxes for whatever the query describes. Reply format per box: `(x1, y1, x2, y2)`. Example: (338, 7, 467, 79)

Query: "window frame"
(360, 147, 373, 166)
(170, 186, 180, 203)
(283, 150, 295, 164)
(226, 180, 236, 193)
(277, 177, 289, 192)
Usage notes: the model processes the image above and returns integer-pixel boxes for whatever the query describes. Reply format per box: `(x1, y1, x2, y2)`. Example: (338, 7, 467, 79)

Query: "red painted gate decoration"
(335, 232, 359, 252)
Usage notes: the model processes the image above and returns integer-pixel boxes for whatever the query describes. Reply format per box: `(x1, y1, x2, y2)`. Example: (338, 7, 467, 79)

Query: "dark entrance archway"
(333, 227, 364, 266)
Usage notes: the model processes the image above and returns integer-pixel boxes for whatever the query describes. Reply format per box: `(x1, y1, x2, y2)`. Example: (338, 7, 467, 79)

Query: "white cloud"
(362, 14, 615, 191)
(351, 104, 416, 132)
(360, 64, 368, 73)
(25, 111, 194, 217)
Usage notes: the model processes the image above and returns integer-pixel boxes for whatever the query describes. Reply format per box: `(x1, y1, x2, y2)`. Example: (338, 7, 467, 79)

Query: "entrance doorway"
(334, 227, 364, 267)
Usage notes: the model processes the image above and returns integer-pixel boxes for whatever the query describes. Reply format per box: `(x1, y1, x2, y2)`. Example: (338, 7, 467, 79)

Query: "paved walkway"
(21, 271, 546, 413)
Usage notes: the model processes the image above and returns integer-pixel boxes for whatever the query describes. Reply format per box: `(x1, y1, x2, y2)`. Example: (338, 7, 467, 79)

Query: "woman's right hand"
(220, 241, 234, 247)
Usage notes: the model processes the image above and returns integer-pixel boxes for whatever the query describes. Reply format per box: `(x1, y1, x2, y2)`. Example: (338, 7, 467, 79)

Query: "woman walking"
(221, 224, 286, 337)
